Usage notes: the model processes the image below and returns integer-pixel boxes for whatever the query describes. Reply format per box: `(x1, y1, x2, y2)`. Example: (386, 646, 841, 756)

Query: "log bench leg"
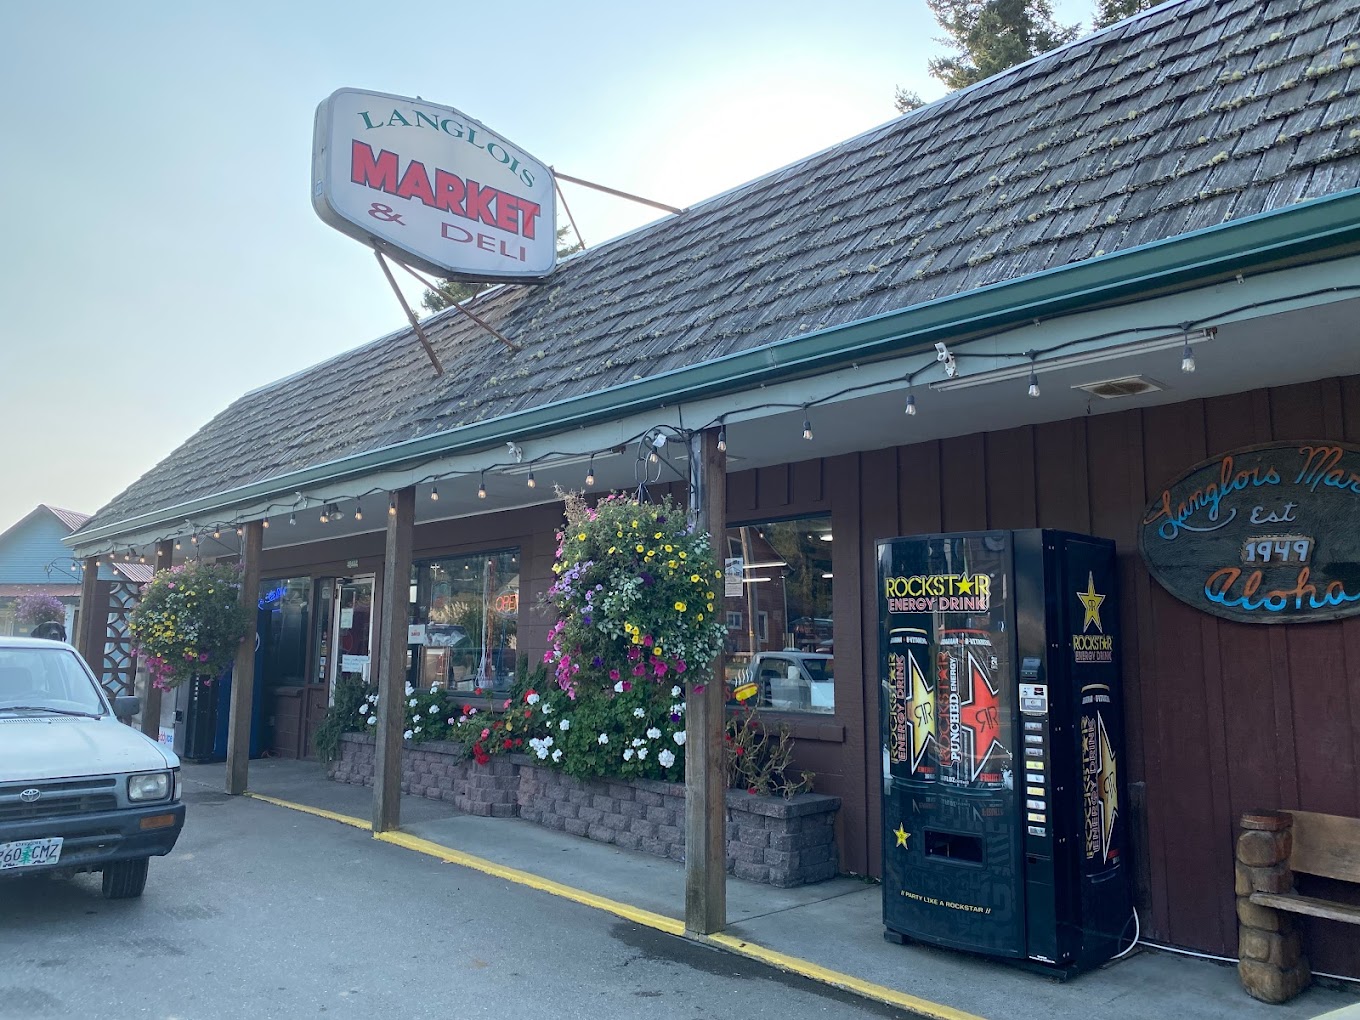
(1236, 810, 1310, 1004)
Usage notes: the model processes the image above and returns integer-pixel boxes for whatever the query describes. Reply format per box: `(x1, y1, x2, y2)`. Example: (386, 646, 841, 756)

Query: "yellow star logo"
(955, 574, 974, 595)
(894, 824, 910, 848)
(1077, 572, 1105, 633)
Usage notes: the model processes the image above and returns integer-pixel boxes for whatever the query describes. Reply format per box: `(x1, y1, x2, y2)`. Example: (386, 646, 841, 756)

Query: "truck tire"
(102, 857, 149, 899)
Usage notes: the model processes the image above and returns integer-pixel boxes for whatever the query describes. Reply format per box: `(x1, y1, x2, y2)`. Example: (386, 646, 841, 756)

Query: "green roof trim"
(70, 186, 1360, 548)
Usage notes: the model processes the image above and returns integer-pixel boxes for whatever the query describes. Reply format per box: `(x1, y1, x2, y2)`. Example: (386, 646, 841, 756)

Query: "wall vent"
(1072, 375, 1165, 399)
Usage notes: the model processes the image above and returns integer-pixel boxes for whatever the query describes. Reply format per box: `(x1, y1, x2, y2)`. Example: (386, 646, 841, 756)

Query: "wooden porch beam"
(685, 427, 727, 935)
(373, 486, 415, 833)
(226, 521, 263, 796)
(140, 540, 174, 740)
(77, 556, 102, 671)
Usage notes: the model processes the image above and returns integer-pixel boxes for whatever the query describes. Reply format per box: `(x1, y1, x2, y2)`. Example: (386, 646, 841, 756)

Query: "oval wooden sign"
(1139, 442, 1360, 624)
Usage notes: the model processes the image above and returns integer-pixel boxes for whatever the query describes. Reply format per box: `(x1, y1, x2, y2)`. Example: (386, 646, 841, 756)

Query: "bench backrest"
(1288, 810, 1360, 884)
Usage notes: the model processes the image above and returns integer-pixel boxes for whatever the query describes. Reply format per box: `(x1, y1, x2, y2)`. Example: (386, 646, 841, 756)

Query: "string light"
(430, 484, 440, 502)
(290, 511, 297, 526)
(236, 526, 243, 537)
(526, 469, 536, 489)
(354, 502, 363, 521)
(716, 426, 727, 452)
(477, 473, 487, 499)
(802, 416, 814, 441)
(388, 495, 397, 516)
(585, 457, 595, 487)
(174, 540, 182, 551)
(1027, 358, 1040, 398)
(190, 534, 199, 546)
(905, 389, 917, 416)
(319, 506, 329, 523)
(1181, 334, 1196, 373)
(262, 518, 270, 529)
(212, 529, 221, 540)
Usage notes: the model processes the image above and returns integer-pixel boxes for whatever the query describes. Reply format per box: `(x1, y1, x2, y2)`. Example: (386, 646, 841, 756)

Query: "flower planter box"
(330, 732, 839, 887)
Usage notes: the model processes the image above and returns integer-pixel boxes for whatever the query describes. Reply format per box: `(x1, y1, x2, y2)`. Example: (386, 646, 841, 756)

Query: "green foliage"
(725, 705, 814, 798)
(1092, 0, 1167, 29)
(313, 672, 369, 763)
(926, 0, 1080, 90)
(128, 562, 251, 690)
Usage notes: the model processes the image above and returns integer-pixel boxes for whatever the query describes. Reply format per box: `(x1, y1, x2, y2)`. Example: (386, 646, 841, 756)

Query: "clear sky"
(0, 0, 1093, 533)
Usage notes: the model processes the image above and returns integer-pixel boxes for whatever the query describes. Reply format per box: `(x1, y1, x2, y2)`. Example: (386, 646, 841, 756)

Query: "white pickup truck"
(0, 637, 184, 898)
(739, 651, 835, 714)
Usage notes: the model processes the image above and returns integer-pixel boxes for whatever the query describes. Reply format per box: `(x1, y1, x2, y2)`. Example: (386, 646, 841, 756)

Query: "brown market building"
(71, 0, 1360, 976)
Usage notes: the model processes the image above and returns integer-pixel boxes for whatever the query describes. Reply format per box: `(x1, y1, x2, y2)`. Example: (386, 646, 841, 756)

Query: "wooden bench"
(1236, 809, 1360, 1004)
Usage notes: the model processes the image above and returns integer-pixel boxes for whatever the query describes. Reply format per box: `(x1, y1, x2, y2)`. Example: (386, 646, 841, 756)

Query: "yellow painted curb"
(703, 932, 985, 1020)
(244, 792, 370, 830)
(245, 792, 985, 1020)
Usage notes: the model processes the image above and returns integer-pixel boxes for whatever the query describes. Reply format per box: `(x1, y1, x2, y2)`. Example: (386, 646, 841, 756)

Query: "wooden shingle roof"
(82, 0, 1360, 535)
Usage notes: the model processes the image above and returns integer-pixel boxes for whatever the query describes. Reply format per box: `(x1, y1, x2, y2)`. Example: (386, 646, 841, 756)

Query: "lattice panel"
(99, 581, 140, 700)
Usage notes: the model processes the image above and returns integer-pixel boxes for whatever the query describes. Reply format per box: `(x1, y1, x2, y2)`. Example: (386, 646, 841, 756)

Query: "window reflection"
(410, 549, 519, 694)
(723, 516, 834, 714)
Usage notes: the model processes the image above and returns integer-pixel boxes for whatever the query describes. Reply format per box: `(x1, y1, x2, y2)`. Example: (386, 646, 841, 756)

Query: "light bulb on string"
(585, 457, 595, 487)
(262, 518, 270, 529)
(716, 426, 727, 453)
(190, 534, 198, 546)
(353, 502, 363, 521)
(213, 529, 221, 540)
(526, 470, 536, 489)
(802, 417, 814, 441)
(477, 473, 487, 500)
(1181, 335, 1196, 373)
(290, 511, 297, 526)
(905, 390, 917, 416)
(174, 539, 182, 551)
(236, 526, 243, 537)
(430, 484, 440, 502)
(319, 506, 329, 523)
(1027, 361, 1041, 398)
(388, 495, 397, 516)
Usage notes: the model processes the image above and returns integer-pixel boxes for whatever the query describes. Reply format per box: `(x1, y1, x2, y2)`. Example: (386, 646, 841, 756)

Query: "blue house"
(0, 504, 91, 636)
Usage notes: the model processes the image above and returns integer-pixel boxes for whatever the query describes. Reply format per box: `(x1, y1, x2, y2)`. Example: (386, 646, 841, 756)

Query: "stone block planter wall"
(330, 732, 839, 887)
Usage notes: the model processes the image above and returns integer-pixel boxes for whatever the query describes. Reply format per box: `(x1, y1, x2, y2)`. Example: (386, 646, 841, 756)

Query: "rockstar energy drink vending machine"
(877, 530, 1131, 975)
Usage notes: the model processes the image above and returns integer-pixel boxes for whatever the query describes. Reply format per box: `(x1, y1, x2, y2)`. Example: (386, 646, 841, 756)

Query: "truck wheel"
(102, 857, 149, 899)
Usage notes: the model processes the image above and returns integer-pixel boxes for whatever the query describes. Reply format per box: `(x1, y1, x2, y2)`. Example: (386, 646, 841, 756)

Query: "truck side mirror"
(113, 695, 140, 720)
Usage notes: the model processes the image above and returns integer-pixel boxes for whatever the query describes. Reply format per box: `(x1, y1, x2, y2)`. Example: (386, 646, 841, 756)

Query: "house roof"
(79, 0, 1360, 538)
(0, 504, 92, 547)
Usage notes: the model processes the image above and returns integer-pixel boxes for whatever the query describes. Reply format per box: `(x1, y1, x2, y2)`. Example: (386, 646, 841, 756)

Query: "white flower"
(536, 746, 549, 760)
(408, 697, 418, 707)
(448, 717, 457, 725)
(542, 736, 553, 747)
(631, 738, 643, 747)
(413, 712, 422, 722)
(671, 686, 681, 697)
(414, 724, 422, 733)
(542, 702, 553, 715)
(646, 727, 661, 740)
(598, 733, 609, 745)
(367, 716, 377, 726)
(359, 703, 369, 715)
(559, 719, 571, 731)
(673, 730, 687, 746)
(623, 748, 635, 761)
(429, 681, 441, 693)
(670, 703, 683, 715)
(403, 729, 413, 740)
(367, 693, 379, 704)
(526, 692, 540, 705)
(658, 749, 676, 768)
(637, 747, 648, 760)
(551, 749, 563, 762)
(404, 682, 414, 696)
(468, 707, 477, 716)
(633, 707, 646, 718)
(613, 681, 625, 693)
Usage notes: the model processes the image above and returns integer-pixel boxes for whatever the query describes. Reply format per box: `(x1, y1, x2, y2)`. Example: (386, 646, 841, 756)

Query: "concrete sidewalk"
(183, 759, 1359, 1020)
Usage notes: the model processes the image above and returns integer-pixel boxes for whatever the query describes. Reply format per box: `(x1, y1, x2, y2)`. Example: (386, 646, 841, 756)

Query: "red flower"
(503, 740, 513, 751)
(474, 687, 484, 696)
(734, 747, 744, 756)
(748, 787, 758, 795)
(524, 709, 532, 718)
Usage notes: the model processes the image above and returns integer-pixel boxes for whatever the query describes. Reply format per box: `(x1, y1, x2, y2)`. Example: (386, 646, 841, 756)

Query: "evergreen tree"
(925, 0, 1081, 91)
(894, 87, 926, 114)
(1092, 0, 1168, 29)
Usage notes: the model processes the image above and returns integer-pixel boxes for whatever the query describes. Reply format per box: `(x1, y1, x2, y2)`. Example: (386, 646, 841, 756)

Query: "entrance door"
(301, 576, 374, 758)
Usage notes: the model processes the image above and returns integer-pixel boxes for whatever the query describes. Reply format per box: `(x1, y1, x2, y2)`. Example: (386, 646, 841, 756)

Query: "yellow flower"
(577, 533, 586, 541)
(707, 603, 714, 612)
(696, 613, 704, 622)
(679, 552, 687, 559)
(636, 544, 645, 553)
(675, 601, 687, 612)
(667, 561, 677, 569)
(664, 545, 673, 553)
(690, 574, 701, 583)
(631, 520, 638, 528)
(654, 647, 664, 656)
(608, 547, 616, 554)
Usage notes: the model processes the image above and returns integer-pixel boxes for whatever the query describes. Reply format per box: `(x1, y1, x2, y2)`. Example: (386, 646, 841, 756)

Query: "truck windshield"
(0, 647, 107, 716)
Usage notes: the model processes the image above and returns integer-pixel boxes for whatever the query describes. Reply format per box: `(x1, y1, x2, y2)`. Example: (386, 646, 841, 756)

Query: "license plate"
(0, 837, 63, 871)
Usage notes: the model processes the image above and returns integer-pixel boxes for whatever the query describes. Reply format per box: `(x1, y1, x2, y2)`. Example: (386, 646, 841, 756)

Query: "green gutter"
(72, 188, 1360, 547)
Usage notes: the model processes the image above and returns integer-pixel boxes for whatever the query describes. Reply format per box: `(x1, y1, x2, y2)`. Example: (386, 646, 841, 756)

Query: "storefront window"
(257, 578, 311, 687)
(724, 516, 834, 714)
(410, 549, 519, 694)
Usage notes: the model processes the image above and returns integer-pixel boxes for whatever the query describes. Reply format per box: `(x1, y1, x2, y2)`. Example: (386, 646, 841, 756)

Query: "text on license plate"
(0, 837, 63, 870)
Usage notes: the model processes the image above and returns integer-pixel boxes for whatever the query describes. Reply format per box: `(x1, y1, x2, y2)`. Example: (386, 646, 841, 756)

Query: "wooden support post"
(226, 522, 263, 796)
(685, 427, 727, 935)
(373, 486, 415, 833)
(77, 556, 102, 670)
(140, 540, 174, 740)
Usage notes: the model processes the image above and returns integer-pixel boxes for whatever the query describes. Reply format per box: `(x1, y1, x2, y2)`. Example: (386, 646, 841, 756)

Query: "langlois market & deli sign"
(1139, 443, 1360, 624)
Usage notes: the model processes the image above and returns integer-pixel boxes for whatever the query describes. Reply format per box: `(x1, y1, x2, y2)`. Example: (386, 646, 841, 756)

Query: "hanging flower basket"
(128, 562, 251, 690)
(15, 592, 65, 626)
